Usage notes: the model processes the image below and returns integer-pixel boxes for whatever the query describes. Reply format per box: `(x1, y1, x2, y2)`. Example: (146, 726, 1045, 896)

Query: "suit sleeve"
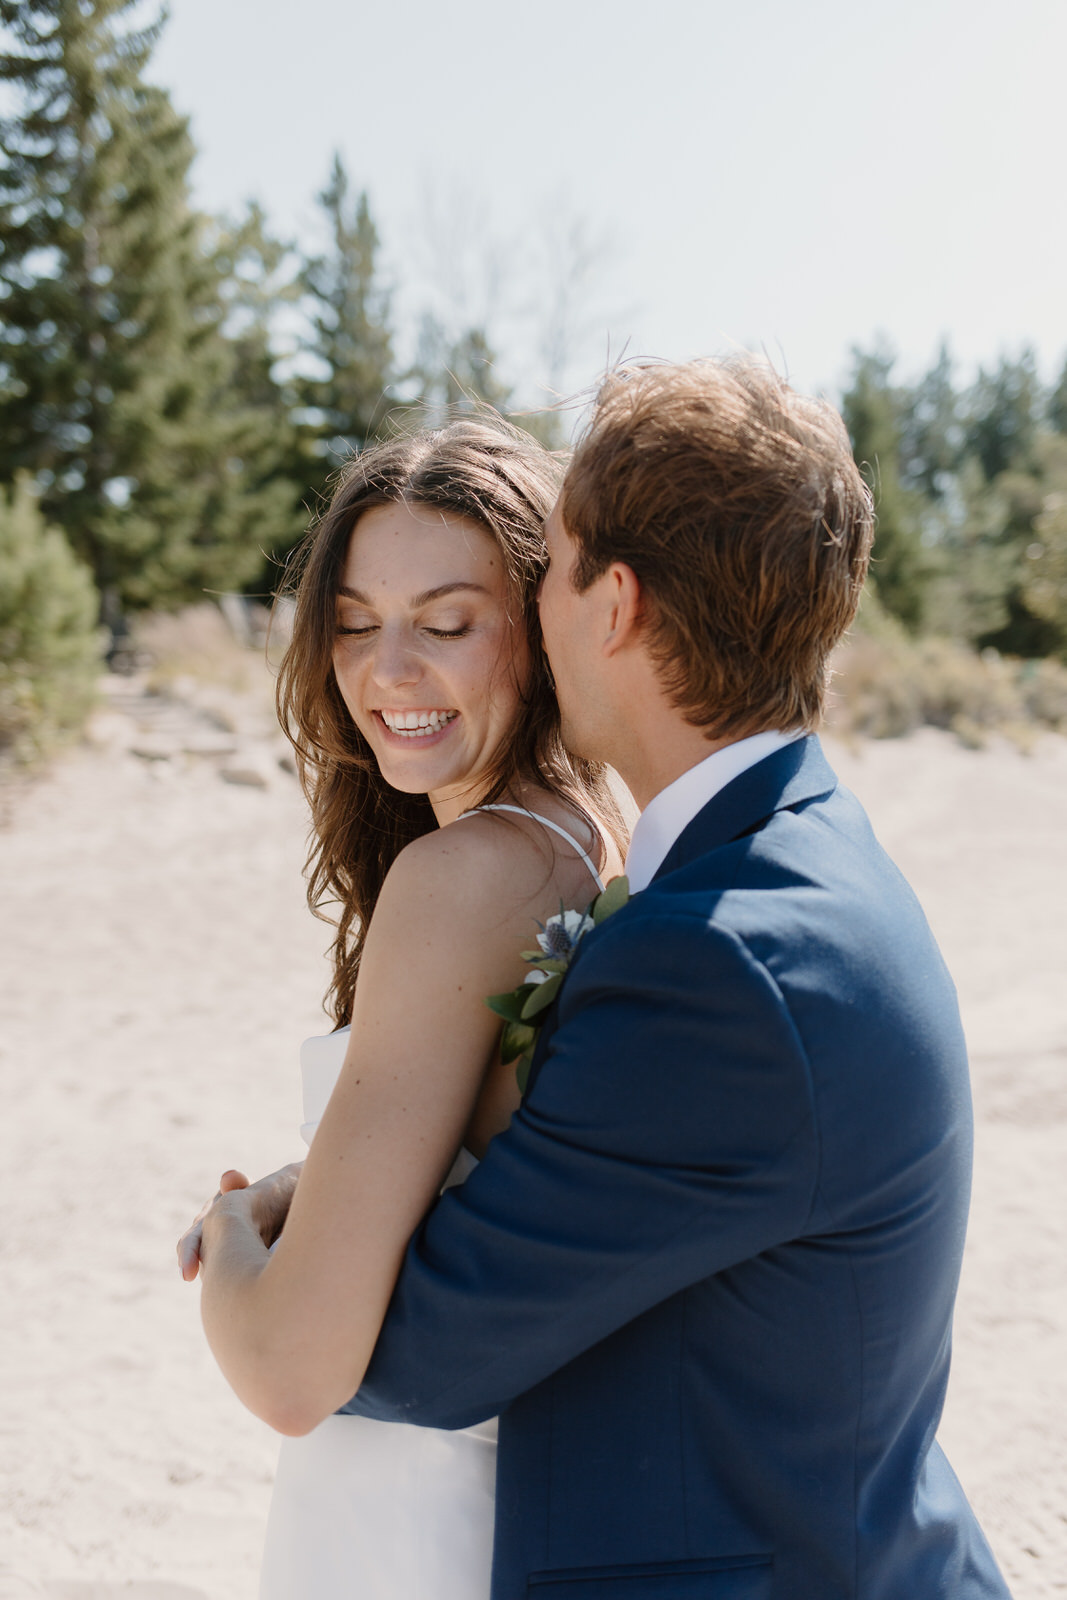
(340, 907, 819, 1428)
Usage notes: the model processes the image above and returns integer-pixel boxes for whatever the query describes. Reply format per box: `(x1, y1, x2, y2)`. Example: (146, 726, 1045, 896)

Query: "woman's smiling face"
(332, 499, 530, 823)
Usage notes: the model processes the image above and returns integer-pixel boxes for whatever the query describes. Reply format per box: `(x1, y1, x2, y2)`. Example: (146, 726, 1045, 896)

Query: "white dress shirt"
(624, 729, 804, 893)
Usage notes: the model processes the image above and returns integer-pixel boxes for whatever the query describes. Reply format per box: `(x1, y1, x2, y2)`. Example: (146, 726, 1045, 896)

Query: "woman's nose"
(370, 627, 421, 689)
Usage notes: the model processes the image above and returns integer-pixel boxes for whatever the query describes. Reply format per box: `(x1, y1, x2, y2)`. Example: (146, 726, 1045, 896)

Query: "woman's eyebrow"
(337, 581, 490, 606)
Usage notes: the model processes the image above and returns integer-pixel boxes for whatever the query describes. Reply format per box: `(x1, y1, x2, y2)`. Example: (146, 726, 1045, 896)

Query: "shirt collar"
(624, 729, 804, 892)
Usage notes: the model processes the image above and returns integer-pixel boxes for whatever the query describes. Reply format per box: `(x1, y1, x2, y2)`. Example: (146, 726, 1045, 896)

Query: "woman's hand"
(178, 1163, 303, 1282)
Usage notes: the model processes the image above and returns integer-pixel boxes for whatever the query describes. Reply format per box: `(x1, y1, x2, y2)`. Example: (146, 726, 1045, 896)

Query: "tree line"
(0, 0, 530, 629)
(2, 1, 1065, 757)
(842, 343, 1067, 660)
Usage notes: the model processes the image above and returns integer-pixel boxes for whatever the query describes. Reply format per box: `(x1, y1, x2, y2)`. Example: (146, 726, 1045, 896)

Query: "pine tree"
(1048, 354, 1067, 437)
(300, 154, 395, 499)
(964, 350, 1041, 482)
(898, 342, 962, 501)
(0, 0, 281, 612)
(207, 202, 308, 587)
(840, 346, 932, 631)
(1017, 433, 1067, 657)
(923, 456, 1022, 645)
(410, 311, 513, 424)
(440, 325, 512, 411)
(974, 434, 1067, 660)
(0, 474, 103, 758)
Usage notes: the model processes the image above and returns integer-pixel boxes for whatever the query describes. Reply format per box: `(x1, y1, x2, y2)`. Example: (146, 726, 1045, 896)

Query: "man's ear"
(602, 563, 644, 657)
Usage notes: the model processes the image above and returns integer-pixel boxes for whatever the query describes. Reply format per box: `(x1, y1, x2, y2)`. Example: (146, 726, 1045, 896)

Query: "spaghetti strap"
(456, 803, 606, 893)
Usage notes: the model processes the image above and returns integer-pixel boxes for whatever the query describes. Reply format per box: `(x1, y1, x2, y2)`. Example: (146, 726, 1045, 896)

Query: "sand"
(1, 677, 1064, 1599)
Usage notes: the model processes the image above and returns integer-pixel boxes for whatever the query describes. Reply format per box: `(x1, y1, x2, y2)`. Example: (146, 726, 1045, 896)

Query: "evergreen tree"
(1018, 432, 1067, 657)
(440, 325, 512, 411)
(300, 153, 395, 499)
(208, 202, 309, 585)
(0, 0, 279, 612)
(898, 342, 962, 501)
(840, 345, 931, 631)
(1048, 354, 1067, 436)
(410, 311, 512, 424)
(964, 350, 1041, 481)
(923, 456, 1022, 645)
(975, 434, 1067, 660)
(0, 474, 103, 758)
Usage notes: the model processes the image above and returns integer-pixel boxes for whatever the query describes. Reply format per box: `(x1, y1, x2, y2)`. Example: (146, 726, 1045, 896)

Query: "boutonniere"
(486, 875, 630, 1092)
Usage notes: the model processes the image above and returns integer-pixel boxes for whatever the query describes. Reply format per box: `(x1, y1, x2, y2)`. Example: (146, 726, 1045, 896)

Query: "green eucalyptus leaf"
(592, 873, 630, 925)
(521, 971, 562, 1019)
(500, 1019, 536, 1063)
(486, 988, 534, 1023)
(533, 956, 568, 975)
(515, 1049, 534, 1095)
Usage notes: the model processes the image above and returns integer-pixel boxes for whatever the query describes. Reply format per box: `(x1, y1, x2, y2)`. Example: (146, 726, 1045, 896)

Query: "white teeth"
(380, 710, 457, 738)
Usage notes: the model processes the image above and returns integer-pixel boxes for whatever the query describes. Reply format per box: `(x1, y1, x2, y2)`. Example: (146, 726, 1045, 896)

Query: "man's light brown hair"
(562, 357, 874, 738)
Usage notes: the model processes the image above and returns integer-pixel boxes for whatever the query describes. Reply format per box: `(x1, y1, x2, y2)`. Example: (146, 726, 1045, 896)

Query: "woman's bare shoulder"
(378, 803, 607, 943)
(354, 816, 565, 1012)
(385, 810, 557, 916)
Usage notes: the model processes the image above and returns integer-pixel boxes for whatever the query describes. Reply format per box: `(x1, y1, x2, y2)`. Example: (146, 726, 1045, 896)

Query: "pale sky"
(151, 0, 1066, 406)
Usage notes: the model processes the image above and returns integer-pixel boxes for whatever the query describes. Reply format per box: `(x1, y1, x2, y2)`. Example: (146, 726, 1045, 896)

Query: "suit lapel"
(651, 733, 837, 883)
(522, 737, 838, 1100)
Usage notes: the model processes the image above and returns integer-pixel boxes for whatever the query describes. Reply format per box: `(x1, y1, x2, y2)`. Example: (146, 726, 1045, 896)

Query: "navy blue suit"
(344, 737, 1009, 1598)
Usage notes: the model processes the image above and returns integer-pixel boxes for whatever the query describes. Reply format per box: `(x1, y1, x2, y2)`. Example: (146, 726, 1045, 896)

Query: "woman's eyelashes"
(335, 618, 473, 640)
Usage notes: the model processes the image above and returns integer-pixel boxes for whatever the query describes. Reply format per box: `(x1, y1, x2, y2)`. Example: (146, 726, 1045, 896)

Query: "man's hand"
(177, 1162, 303, 1282)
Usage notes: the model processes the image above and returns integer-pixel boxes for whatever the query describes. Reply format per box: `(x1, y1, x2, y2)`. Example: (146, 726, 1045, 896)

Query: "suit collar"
(650, 734, 837, 883)
(625, 729, 802, 892)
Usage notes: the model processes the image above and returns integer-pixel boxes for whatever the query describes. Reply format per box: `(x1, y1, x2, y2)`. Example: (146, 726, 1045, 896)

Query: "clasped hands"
(177, 1160, 304, 1282)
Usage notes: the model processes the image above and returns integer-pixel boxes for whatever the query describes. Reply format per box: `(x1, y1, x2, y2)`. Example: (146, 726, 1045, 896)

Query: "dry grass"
(829, 631, 1067, 749)
(118, 601, 296, 743)
(134, 603, 282, 694)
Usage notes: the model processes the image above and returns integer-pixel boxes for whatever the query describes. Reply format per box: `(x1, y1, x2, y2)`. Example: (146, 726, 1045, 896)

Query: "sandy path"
(1, 689, 1064, 1599)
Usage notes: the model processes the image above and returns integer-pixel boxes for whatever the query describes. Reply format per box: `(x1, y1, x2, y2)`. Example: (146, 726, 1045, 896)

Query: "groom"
(344, 360, 1009, 1598)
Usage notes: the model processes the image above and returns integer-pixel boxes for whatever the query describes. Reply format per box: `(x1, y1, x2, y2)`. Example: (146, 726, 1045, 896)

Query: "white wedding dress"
(259, 1026, 498, 1600)
(258, 806, 604, 1598)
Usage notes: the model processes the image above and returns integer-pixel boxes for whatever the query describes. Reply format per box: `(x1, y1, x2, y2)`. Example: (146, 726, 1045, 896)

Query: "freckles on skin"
(329, 503, 530, 819)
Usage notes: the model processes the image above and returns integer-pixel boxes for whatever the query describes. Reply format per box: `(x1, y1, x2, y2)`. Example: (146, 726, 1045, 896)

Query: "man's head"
(538, 357, 873, 780)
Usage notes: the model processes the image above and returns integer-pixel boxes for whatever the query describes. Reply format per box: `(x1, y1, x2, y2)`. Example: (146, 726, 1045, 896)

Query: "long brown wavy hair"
(277, 416, 626, 1027)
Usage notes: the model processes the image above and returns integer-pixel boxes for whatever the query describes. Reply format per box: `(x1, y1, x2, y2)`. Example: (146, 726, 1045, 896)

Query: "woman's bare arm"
(194, 815, 603, 1435)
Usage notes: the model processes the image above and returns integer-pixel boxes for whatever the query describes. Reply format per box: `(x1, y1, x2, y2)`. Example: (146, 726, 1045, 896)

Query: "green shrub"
(0, 476, 105, 761)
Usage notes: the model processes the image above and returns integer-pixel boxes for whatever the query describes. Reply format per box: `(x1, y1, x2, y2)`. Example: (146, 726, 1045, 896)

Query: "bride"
(178, 416, 627, 1597)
